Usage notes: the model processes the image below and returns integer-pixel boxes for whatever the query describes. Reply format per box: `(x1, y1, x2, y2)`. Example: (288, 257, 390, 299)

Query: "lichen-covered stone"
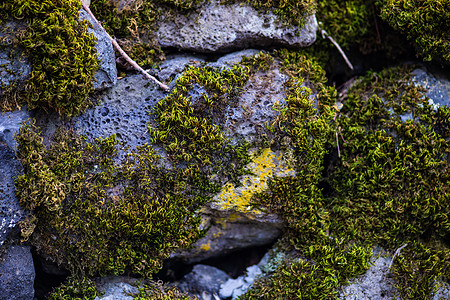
(156, 0, 318, 53)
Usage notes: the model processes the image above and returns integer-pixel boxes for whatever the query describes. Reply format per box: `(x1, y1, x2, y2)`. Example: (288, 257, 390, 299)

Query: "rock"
(156, 0, 317, 53)
(94, 276, 140, 300)
(411, 66, 450, 109)
(74, 73, 165, 152)
(178, 264, 231, 296)
(0, 245, 35, 300)
(0, 109, 29, 247)
(155, 54, 205, 83)
(0, 21, 31, 99)
(80, 9, 117, 91)
(219, 261, 263, 299)
(339, 247, 397, 300)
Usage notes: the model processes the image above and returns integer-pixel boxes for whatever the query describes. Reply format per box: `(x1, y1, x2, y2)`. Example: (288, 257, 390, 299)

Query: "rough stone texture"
(156, 0, 318, 53)
(0, 245, 35, 300)
(80, 9, 118, 91)
(177, 264, 231, 297)
(412, 66, 450, 109)
(74, 74, 165, 152)
(94, 276, 140, 300)
(151, 54, 205, 84)
(0, 109, 29, 247)
(0, 21, 31, 95)
(339, 248, 397, 300)
(173, 209, 282, 263)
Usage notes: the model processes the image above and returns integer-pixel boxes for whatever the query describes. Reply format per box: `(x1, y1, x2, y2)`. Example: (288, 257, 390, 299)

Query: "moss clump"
(377, 0, 450, 63)
(0, 0, 99, 117)
(133, 280, 199, 300)
(241, 240, 372, 299)
(48, 276, 100, 300)
(330, 65, 450, 247)
(15, 121, 210, 277)
(90, 0, 203, 69)
(240, 51, 449, 298)
(392, 241, 449, 299)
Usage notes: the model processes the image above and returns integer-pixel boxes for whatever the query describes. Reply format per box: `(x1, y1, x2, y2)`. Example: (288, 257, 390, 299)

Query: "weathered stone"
(0, 245, 35, 300)
(339, 247, 397, 300)
(177, 264, 231, 296)
(80, 9, 118, 91)
(0, 109, 29, 247)
(156, 0, 317, 53)
(94, 276, 140, 300)
(74, 73, 165, 153)
(412, 66, 450, 109)
(0, 21, 31, 96)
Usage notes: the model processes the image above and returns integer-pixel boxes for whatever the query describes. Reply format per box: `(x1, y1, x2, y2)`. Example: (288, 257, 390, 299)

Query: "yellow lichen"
(200, 242, 211, 251)
(213, 148, 295, 214)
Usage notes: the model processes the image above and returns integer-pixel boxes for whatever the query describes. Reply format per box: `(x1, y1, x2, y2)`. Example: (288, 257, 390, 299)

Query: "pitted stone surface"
(0, 245, 35, 300)
(74, 74, 165, 150)
(156, 0, 317, 53)
(0, 21, 31, 95)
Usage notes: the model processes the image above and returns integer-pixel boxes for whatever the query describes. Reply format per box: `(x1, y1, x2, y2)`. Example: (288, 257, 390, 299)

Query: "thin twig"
(321, 29, 354, 70)
(388, 243, 407, 271)
(81, 2, 170, 91)
(372, 4, 381, 44)
(336, 132, 341, 157)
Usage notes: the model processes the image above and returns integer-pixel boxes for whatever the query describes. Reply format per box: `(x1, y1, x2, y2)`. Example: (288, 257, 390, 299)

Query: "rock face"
(412, 66, 450, 109)
(177, 264, 231, 297)
(94, 276, 140, 300)
(80, 9, 117, 91)
(0, 245, 35, 300)
(156, 0, 318, 53)
(0, 110, 29, 247)
(0, 21, 31, 97)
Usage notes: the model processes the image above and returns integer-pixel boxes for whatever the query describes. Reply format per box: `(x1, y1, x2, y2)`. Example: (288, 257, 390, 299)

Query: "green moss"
(48, 276, 100, 300)
(392, 241, 450, 299)
(240, 51, 449, 298)
(15, 121, 210, 277)
(0, 0, 99, 117)
(377, 0, 450, 63)
(133, 280, 199, 300)
(241, 240, 372, 299)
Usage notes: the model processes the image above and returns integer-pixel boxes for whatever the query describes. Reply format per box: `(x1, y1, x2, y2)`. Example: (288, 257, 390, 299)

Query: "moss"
(241, 240, 372, 299)
(329, 65, 450, 247)
(133, 280, 199, 300)
(377, 0, 450, 63)
(0, 0, 99, 117)
(392, 241, 450, 299)
(240, 51, 449, 298)
(48, 276, 100, 300)
(14, 53, 271, 279)
(15, 121, 211, 277)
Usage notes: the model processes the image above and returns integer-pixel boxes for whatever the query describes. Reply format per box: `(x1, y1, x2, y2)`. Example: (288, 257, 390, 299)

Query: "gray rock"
(339, 248, 397, 300)
(80, 9, 117, 91)
(0, 21, 31, 95)
(179, 264, 231, 295)
(0, 245, 35, 300)
(156, 0, 317, 53)
(0, 110, 29, 247)
(74, 74, 165, 152)
(154, 54, 205, 83)
(94, 276, 140, 300)
(172, 212, 282, 263)
(412, 67, 450, 109)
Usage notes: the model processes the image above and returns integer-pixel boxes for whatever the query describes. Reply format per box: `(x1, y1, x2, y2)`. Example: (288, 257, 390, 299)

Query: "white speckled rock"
(156, 0, 318, 53)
